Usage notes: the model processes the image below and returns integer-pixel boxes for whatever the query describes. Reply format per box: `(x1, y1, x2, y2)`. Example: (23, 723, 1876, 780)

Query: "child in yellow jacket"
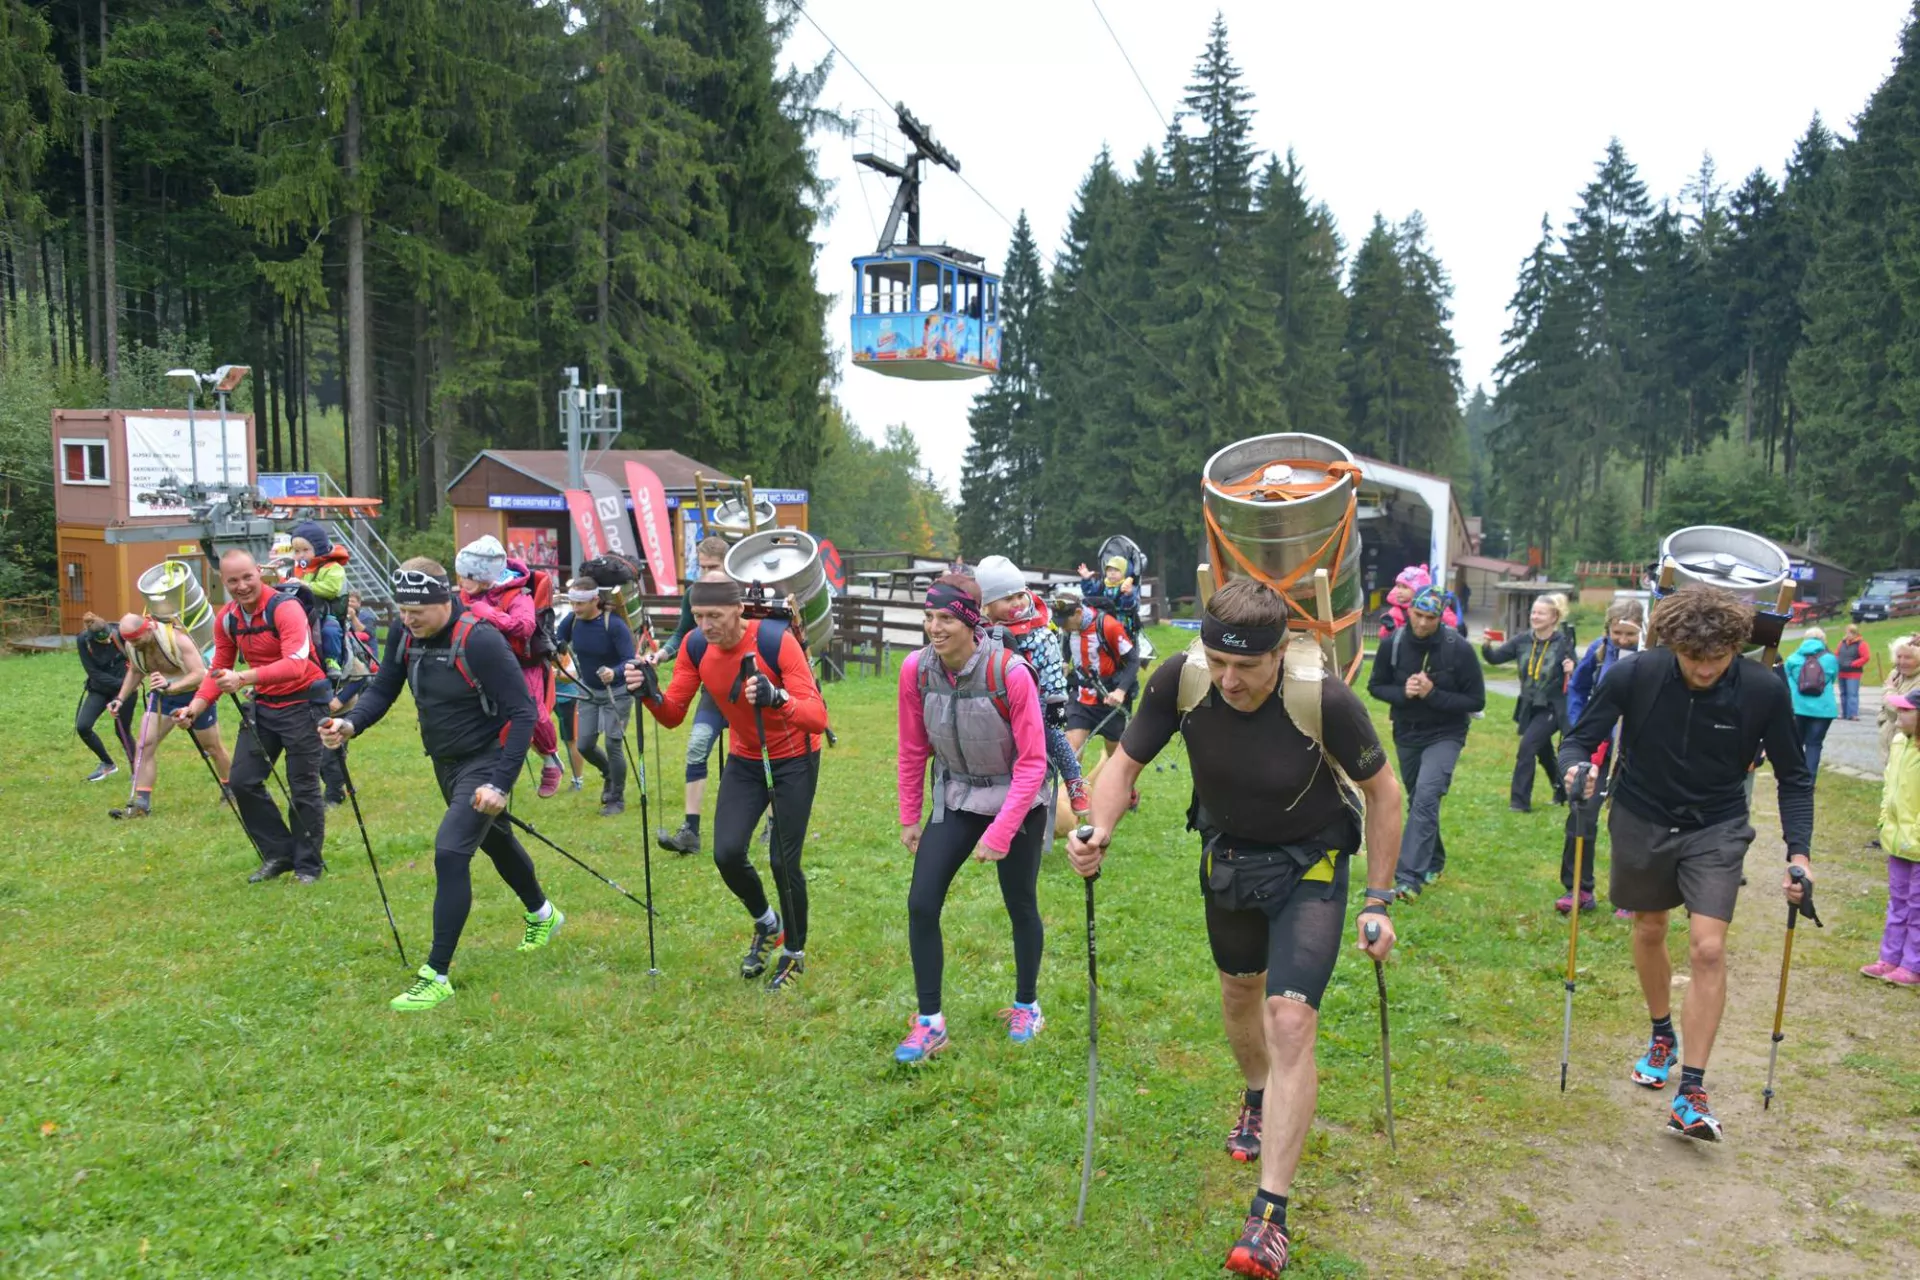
(1867, 691, 1920, 986)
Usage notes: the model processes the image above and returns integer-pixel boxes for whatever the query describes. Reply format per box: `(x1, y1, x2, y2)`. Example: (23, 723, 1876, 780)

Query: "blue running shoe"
(894, 1016, 948, 1064)
(1667, 1086, 1722, 1141)
(1631, 1036, 1676, 1089)
(999, 1003, 1045, 1044)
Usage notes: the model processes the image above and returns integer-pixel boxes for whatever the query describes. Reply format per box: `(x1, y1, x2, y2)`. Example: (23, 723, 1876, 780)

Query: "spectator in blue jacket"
(1558, 600, 1644, 914)
(1784, 628, 1841, 780)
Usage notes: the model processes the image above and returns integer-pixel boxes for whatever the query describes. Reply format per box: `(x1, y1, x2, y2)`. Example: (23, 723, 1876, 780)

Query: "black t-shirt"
(1123, 653, 1387, 844)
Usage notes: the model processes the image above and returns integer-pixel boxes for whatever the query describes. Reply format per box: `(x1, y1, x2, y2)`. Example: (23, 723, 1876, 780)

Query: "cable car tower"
(849, 104, 1001, 381)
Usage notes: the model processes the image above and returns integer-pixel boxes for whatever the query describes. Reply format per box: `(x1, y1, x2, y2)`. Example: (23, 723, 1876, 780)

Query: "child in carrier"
(975, 556, 1091, 815)
(1380, 563, 1459, 639)
(456, 535, 568, 797)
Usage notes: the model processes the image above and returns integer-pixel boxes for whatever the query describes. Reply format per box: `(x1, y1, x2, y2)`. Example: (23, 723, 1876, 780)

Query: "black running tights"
(427, 752, 547, 974)
(907, 804, 1048, 1016)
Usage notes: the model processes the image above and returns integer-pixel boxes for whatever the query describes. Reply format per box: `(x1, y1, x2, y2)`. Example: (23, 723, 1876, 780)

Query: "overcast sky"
(783, 0, 1912, 497)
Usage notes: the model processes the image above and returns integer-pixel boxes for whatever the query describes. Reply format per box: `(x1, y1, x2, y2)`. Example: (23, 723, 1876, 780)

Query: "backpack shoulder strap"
(1279, 633, 1366, 819)
(985, 644, 1014, 723)
(1623, 649, 1673, 756)
(1176, 637, 1213, 717)
(1392, 626, 1406, 668)
(756, 619, 788, 685)
(685, 627, 709, 669)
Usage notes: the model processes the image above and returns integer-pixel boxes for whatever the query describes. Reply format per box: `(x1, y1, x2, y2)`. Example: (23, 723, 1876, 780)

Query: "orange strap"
(1203, 458, 1364, 640)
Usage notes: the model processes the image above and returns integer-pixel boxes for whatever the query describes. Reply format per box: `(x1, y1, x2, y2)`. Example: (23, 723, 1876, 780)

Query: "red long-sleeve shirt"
(647, 619, 827, 760)
(197, 594, 328, 707)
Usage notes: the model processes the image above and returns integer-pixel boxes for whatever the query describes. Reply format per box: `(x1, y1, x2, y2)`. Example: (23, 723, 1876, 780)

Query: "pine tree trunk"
(264, 301, 282, 470)
(596, 6, 611, 372)
(343, 8, 374, 498)
(413, 300, 435, 526)
(1743, 345, 1754, 446)
(296, 306, 312, 472)
(99, 0, 118, 386)
(62, 235, 78, 366)
(41, 236, 60, 366)
(78, 18, 100, 367)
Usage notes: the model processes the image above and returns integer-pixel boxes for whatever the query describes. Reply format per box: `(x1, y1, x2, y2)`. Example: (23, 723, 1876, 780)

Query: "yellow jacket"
(1879, 733, 1920, 862)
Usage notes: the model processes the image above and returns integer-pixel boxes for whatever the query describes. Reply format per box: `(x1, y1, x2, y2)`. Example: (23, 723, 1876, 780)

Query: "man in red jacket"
(180, 549, 332, 884)
(628, 576, 828, 990)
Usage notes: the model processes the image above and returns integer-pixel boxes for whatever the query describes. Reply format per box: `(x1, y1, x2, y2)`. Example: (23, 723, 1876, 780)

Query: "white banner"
(124, 414, 250, 518)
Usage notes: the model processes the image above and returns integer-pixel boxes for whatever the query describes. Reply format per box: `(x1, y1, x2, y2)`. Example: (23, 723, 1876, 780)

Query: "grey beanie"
(455, 534, 509, 585)
(973, 555, 1027, 605)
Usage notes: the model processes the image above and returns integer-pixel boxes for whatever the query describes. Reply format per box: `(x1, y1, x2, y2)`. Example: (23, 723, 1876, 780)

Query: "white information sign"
(124, 414, 250, 518)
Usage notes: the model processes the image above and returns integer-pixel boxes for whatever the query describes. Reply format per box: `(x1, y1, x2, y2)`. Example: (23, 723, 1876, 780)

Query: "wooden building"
(445, 449, 808, 581)
(51, 407, 254, 635)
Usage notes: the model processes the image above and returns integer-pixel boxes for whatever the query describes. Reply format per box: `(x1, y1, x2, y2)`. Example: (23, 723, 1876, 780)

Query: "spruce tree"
(1253, 151, 1346, 437)
(959, 213, 1046, 560)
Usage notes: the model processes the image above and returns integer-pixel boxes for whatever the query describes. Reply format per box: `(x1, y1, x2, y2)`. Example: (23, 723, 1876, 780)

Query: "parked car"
(1851, 570, 1920, 622)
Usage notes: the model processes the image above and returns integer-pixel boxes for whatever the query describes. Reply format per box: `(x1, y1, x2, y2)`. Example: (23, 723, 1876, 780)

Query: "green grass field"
(3, 626, 1916, 1278)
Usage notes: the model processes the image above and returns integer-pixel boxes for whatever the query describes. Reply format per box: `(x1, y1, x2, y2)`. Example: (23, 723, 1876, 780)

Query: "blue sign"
(760, 488, 809, 505)
(1788, 563, 1817, 582)
(257, 473, 321, 499)
(489, 494, 568, 511)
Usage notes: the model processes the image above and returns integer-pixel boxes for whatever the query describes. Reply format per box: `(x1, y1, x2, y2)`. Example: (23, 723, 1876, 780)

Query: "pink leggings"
(523, 664, 557, 757)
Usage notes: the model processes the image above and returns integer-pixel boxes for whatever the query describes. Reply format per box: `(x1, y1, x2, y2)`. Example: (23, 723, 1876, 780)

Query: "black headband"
(689, 579, 742, 608)
(926, 582, 983, 630)
(1200, 606, 1282, 655)
(393, 568, 452, 604)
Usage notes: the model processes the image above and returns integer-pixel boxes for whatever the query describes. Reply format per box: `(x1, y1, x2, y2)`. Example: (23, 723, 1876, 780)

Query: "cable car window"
(987, 281, 999, 324)
(863, 261, 913, 314)
(942, 267, 956, 314)
(914, 261, 942, 313)
(961, 275, 983, 319)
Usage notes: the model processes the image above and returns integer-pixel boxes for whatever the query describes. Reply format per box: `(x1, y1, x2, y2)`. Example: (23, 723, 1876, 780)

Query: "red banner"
(565, 489, 604, 564)
(623, 460, 678, 595)
(817, 537, 846, 592)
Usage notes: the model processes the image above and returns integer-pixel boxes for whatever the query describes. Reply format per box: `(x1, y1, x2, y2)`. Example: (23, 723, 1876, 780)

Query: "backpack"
(918, 640, 1024, 724)
(224, 584, 320, 645)
(502, 568, 558, 663)
(684, 618, 789, 691)
(1796, 653, 1828, 697)
(1175, 633, 1365, 820)
(579, 554, 638, 588)
(400, 613, 506, 739)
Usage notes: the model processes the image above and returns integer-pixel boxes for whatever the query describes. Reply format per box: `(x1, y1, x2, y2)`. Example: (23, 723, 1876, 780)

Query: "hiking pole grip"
(1365, 920, 1396, 1151)
(1789, 864, 1822, 928)
(1071, 824, 1101, 883)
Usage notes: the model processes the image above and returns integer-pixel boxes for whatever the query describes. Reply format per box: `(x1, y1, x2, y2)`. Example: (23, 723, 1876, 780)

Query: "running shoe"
(1225, 1101, 1262, 1163)
(537, 764, 562, 798)
(390, 966, 455, 1013)
(657, 823, 701, 856)
(1614, 908, 1633, 920)
(1128, 787, 1141, 812)
(741, 917, 783, 979)
(1667, 1086, 1722, 1141)
(1423, 868, 1442, 886)
(1631, 1036, 1677, 1089)
(1394, 881, 1421, 902)
(1885, 966, 1920, 987)
(220, 784, 235, 809)
(518, 905, 565, 952)
(294, 870, 323, 885)
(1859, 960, 1897, 980)
(1066, 777, 1092, 816)
(1224, 1212, 1290, 1277)
(248, 859, 293, 884)
(999, 1003, 1045, 1043)
(893, 1016, 948, 1064)
(86, 762, 117, 783)
(767, 953, 804, 991)
(1579, 891, 1598, 912)
(599, 798, 624, 817)
(1555, 892, 1575, 914)
(569, 775, 584, 792)
(108, 801, 150, 820)
(324, 791, 346, 808)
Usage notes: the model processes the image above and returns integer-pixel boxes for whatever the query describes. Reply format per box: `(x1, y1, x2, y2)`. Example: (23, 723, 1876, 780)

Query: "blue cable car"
(850, 105, 1001, 381)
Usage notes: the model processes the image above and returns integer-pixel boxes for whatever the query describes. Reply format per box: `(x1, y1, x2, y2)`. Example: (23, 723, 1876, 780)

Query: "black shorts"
(1066, 699, 1128, 741)
(1199, 840, 1352, 1007)
(1608, 804, 1753, 922)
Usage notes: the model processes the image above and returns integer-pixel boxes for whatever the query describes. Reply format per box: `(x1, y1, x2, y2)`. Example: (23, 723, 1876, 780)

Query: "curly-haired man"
(1558, 584, 1813, 1141)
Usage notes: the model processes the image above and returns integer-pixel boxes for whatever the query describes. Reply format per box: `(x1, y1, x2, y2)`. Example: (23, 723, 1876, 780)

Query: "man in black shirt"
(320, 558, 563, 1012)
(1558, 585, 1813, 1142)
(1368, 585, 1485, 897)
(1068, 580, 1402, 1279)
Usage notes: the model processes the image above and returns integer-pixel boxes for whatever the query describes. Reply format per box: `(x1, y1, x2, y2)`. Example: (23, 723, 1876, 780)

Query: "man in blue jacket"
(556, 577, 636, 816)
(1368, 586, 1485, 897)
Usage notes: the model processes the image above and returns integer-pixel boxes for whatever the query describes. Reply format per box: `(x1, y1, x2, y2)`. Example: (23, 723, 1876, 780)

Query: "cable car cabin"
(850, 250, 1001, 381)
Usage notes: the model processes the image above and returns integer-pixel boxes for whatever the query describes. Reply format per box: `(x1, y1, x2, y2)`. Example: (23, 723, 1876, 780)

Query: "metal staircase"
(316, 473, 403, 605)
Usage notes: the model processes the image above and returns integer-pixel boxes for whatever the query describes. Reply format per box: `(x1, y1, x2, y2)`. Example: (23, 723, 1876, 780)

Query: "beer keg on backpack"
(725, 529, 835, 654)
(137, 559, 216, 653)
(1650, 525, 1795, 655)
(1201, 433, 1366, 678)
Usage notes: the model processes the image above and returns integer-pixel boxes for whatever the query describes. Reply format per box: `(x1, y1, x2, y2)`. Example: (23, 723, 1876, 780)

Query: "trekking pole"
(501, 811, 655, 915)
(620, 680, 660, 977)
(1561, 762, 1594, 1093)
(185, 723, 267, 865)
(1763, 864, 1823, 1111)
(1365, 918, 1396, 1152)
(1071, 824, 1100, 1228)
(335, 752, 409, 968)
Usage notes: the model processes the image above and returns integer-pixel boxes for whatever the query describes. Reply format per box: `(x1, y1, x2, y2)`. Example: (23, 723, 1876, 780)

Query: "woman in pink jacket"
(893, 574, 1051, 1064)
(457, 536, 565, 796)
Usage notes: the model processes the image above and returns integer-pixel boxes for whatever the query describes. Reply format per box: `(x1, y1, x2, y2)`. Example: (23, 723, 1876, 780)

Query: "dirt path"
(1348, 802, 1920, 1278)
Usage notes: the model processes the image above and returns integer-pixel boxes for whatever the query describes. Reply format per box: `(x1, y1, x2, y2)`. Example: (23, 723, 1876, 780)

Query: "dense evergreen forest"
(0, 0, 847, 594)
(962, 9, 1920, 584)
(10, 3, 1920, 597)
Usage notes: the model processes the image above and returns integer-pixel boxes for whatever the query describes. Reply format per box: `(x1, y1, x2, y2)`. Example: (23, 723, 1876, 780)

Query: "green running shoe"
(518, 905, 564, 952)
(391, 966, 454, 1012)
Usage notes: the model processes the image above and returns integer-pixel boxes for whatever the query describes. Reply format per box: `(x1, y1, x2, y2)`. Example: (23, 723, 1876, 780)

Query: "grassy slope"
(1, 626, 1913, 1278)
